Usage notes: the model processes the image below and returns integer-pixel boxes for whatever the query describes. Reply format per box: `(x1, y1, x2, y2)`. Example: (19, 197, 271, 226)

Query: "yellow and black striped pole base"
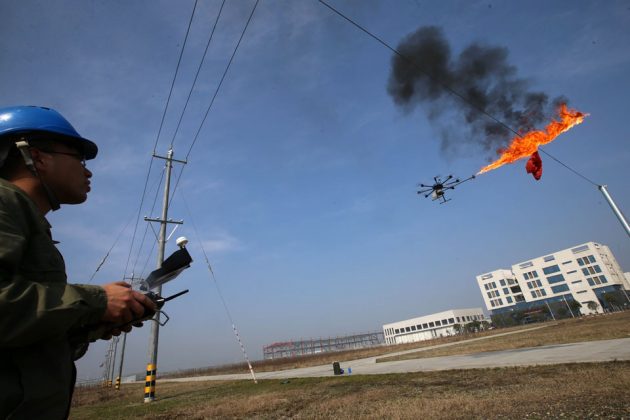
(144, 364, 157, 402)
(115, 376, 121, 390)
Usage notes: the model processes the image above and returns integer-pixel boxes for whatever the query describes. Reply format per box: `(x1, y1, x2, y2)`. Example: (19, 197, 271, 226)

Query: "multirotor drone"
(417, 175, 475, 204)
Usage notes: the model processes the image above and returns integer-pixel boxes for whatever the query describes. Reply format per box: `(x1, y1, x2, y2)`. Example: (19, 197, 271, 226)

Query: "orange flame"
(478, 104, 587, 175)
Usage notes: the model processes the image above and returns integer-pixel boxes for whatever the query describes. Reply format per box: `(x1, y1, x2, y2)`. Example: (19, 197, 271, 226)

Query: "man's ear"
(29, 148, 48, 173)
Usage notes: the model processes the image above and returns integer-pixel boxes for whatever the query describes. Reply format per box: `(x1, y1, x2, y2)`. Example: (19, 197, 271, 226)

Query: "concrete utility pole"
(598, 185, 630, 238)
(143, 148, 186, 403)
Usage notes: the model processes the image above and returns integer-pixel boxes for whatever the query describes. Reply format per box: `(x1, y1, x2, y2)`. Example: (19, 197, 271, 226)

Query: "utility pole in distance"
(143, 148, 186, 403)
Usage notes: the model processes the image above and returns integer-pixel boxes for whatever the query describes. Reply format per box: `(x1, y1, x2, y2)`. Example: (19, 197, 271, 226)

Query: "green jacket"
(0, 179, 107, 419)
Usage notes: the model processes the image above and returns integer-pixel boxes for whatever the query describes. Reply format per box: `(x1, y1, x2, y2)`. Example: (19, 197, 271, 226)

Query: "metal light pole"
(599, 185, 630, 238)
(143, 148, 186, 403)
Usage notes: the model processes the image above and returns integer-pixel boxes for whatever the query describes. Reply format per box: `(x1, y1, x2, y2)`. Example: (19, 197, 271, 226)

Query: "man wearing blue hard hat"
(0, 106, 156, 418)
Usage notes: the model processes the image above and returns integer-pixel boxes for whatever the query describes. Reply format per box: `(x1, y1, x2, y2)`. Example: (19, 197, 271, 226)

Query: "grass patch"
(71, 361, 630, 419)
(377, 311, 630, 363)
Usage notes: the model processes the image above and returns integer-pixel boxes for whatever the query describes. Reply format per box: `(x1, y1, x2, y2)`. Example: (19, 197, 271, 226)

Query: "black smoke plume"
(387, 26, 566, 155)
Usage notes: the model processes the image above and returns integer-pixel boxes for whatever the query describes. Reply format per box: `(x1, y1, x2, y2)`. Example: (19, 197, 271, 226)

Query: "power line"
(153, 0, 199, 154)
(124, 1, 199, 279)
(169, 0, 261, 207)
(318, 0, 599, 186)
(185, 0, 261, 160)
(169, 0, 227, 151)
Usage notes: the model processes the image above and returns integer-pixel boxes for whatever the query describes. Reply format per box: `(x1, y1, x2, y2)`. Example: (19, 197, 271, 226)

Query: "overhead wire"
(169, 0, 227, 151)
(169, 0, 261, 208)
(123, 0, 199, 280)
(131, 166, 166, 278)
(318, 0, 600, 187)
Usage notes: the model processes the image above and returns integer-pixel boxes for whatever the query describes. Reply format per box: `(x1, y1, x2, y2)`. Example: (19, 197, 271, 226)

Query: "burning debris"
(478, 104, 587, 178)
(388, 26, 587, 180)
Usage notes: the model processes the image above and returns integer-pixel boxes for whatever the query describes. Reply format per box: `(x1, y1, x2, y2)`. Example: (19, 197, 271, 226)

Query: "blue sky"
(2, 0, 629, 381)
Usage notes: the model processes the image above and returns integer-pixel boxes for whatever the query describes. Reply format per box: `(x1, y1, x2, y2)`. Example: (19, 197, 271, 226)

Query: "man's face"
(35, 141, 93, 205)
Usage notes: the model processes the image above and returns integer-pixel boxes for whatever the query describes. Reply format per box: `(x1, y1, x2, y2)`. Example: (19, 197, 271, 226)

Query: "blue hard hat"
(0, 106, 98, 159)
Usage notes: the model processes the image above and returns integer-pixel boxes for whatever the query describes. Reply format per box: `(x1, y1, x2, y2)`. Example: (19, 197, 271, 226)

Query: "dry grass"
(377, 311, 630, 363)
(71, 361, 630, 419)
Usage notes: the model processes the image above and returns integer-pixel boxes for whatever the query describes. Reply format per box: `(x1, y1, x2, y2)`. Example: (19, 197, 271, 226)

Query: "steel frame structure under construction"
(263, 332, 384, 360)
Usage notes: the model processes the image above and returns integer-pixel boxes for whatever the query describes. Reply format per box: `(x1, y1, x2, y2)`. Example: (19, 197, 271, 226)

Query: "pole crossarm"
(143, 217, 184, 225)
(152, 153, 188, 165)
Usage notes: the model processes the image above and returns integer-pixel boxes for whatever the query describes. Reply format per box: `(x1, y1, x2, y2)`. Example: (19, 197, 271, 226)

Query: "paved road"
(163, 336, 630, 383)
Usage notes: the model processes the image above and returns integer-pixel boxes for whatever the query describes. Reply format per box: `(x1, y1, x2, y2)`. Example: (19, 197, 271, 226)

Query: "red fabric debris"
(525, 151, 543, 180)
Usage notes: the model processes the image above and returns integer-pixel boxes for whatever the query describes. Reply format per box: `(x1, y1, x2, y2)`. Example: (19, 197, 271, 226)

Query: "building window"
(551, 284, 569, 293)
(543, 265, 560, 275)
(562, 261, 572, 265)
(507, 296, 513, 303)
(500, 279, 506, 286)
(543, 255, 555, 262)
(577, 290, 587, 294)
(491, 300, 496, 307)
(482, 273, 493, 280)
(422, 323, 428, 329)
(531, 291, 537, 298)
(567, 270, 577, 274)
(571, 280, 583, 284)
(536, 279, 542, 287)
(503, 288, 509, 295)
(541, 289, 547, 296)
(589, 255, 596, 263)
(435, 320, 441, 326)
(594, 265, 602, 273)
(448, 318, 454, 324)
(519, 261, 534, 269)
(484, 284, 489, 290)
(411, 325, 416, 331)
(546, 274, 565, 284)
(428, 322, 434, 328)
(498, 298, 503, 305)
(582, 268, 590, 276)
(395, 329, 400, 334)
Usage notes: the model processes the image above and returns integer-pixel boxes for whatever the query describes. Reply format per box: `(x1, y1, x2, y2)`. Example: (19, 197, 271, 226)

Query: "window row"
(587, 275, 607, 286)
(483, 281, 497, 290)
(487, 290, 500, 298)
(577, 255, 596, 266)
(542, 264, 560, 275)
(523, 270, 538, 280)
(551, 284, 569, 293)
(546, 274, 565, 284)
(582, 265, 602, 276)
(392, 315, 483, 334)
(531, 289, 547, 298)
(527, 279, 542, 289)
(490, 298, 503, 307)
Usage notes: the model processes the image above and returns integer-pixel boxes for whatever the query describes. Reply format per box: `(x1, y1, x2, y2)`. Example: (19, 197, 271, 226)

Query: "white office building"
(476, 242, 630, 321)
(382, 308, 485, 345)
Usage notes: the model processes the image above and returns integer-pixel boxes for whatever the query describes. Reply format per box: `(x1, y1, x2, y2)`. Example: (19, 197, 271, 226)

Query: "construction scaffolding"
(263, 332, 384, 360)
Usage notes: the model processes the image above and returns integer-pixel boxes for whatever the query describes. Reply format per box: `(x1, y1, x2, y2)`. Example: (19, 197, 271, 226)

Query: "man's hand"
(101, 281, 156, 325)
